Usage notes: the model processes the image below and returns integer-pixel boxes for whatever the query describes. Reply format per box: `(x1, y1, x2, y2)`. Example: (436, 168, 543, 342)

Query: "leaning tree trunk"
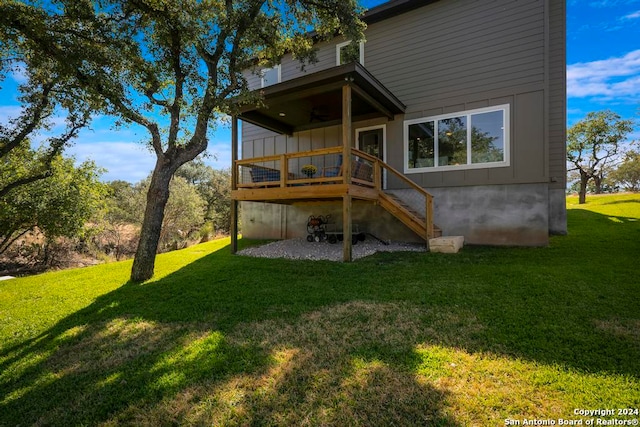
(130, 162, 174, 282)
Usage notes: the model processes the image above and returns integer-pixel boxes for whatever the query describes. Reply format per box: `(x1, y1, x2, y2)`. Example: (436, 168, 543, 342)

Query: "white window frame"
(403, 104, 511, 174)
(260, 64, 281, 88)
(336, 40, 365, 66)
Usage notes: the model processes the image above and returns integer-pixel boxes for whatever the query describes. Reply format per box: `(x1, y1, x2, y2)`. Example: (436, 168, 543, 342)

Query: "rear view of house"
(230, 0, 567, 259)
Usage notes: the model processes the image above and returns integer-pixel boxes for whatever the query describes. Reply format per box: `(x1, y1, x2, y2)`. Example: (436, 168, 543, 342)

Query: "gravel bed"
(238, 237, 426, 261)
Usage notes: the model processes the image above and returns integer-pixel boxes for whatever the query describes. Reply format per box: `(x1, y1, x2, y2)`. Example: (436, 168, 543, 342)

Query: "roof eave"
(238, 62, 406, 135)
(363, 0, 441, 24)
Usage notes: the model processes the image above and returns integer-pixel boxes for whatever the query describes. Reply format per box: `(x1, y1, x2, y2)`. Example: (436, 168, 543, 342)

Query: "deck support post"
(342, 82, 353, 262)
(231, 115, 239, 254)
(343, 195, 352, 262)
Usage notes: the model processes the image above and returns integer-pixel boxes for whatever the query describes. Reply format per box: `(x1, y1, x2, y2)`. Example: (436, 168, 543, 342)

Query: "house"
(230, 0, 567, 260)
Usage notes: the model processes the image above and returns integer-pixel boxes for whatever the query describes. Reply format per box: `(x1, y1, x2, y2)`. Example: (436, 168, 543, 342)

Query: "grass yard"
(1, 194, 639, 426)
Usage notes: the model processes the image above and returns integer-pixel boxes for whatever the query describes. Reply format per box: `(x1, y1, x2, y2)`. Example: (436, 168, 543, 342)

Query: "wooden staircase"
(379, 192, 442, 241)
(348, 148, 440, 242)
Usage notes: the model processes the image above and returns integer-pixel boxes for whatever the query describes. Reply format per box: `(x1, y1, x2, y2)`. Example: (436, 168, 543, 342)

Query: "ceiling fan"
(309, 106, 331, 122)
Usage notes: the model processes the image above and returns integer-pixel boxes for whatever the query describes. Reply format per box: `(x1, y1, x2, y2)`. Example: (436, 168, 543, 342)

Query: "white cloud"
(626, 130, 640, 143)
(0, 105, 24, 124)
(67, 138, 233, 183)
(9, 64, 28, 84)
(66, 141, 156, 183)
(567, 49, 640, 101)
(567, 108, 585, 116)
(623, 9, 640, 18)
(205, 141, 232, 169)
(586, 0, 640, 7)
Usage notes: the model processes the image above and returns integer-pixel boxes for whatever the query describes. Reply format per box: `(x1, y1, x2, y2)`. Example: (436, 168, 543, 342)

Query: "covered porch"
(230, 62, 436, 261)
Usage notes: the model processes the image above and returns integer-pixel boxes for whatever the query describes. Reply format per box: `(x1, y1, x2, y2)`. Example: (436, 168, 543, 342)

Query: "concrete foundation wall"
(241, 183, 556, 246)
(240, 202, 289, 240)
(548, 188, 568, 235)
(425, 183, 550, 246)
(240, 200, 424, 243)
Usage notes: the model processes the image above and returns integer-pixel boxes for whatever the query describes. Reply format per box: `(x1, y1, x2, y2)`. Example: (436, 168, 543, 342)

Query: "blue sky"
(1, 0, 639, 182)
(566, 0, 640, 126)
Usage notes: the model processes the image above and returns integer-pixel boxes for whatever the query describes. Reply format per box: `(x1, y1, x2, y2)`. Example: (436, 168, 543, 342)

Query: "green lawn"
(1, 194, 639, 426)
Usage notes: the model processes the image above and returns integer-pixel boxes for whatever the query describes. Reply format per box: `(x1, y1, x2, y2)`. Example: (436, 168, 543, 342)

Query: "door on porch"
(357, 125, 385, 188)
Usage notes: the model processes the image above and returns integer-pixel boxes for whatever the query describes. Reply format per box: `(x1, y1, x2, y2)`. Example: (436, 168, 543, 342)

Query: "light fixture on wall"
(279, 112, 286, 117)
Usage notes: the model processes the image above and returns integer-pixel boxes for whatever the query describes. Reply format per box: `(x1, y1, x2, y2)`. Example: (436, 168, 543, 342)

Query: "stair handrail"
(351, 149, 432, 197)
(352, 148, 435, 239)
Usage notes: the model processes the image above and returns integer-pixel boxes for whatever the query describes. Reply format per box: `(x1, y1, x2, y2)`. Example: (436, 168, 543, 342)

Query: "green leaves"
(0, 149, 107, 255)
(610, 150, 640, 192)
(567, 110, 636, 203)
(567, 111, 635, 164)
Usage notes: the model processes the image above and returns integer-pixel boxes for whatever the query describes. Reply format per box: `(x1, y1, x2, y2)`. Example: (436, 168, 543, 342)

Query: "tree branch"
(144, 89, 170, 108)
(167, 26, 184, 150)
(0, 171, 52, 199)
(0, 116, 87, 198)
(0, 81, 54, 158)
(0, 227, 33, 256)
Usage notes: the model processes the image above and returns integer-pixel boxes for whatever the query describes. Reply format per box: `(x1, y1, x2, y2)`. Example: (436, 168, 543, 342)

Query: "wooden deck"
(231, 183, 379, 203)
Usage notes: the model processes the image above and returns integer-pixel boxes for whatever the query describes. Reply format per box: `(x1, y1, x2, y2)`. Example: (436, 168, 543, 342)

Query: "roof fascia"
(363, 0, 441, 24)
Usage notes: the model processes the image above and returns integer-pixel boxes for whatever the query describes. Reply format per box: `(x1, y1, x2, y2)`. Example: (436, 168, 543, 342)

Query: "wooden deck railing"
(235, 146, 378, 189)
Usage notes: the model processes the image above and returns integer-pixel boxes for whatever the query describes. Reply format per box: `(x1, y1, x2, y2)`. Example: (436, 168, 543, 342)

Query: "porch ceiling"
(239, 62, 406, 135)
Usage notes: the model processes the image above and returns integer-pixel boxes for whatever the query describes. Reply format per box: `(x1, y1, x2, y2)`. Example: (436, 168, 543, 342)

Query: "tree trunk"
(594, 173, 603, 194)
(130, 162, 174, 282)
(578, 172, 588, 204)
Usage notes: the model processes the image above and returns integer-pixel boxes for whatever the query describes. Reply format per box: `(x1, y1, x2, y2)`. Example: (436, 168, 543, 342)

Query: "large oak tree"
(3, 0, 364, 281)
(567, 111, 635, 204)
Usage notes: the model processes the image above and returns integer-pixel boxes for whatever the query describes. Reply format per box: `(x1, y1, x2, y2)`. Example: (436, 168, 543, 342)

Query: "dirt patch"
(595, 319, 640, 344)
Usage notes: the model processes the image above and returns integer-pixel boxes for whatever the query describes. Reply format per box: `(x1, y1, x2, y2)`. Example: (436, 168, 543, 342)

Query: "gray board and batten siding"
(547, 0, 568, 234)
(240, 0, 567, 244)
